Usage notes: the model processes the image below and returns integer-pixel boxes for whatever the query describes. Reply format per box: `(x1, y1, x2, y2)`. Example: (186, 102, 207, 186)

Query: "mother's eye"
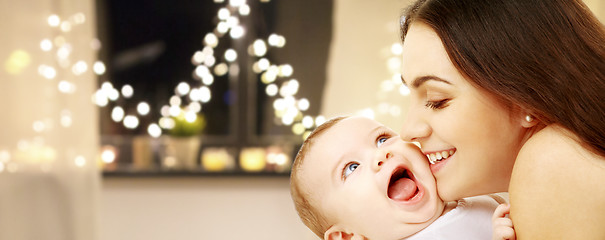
(425, 99, 450, 110)
(343, 162, 359, 179)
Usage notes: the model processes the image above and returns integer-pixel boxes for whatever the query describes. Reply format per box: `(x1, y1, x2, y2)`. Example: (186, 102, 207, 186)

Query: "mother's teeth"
(427, 150, 456, 164)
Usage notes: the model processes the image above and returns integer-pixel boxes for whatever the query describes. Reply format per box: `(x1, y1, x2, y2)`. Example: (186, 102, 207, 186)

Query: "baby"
(290, 116, 514, 240)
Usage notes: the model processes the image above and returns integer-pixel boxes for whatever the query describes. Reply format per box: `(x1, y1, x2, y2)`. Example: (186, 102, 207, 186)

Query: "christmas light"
(40, 39, 53, 51)
(121, 85, 134, 98)
(137, 102, 150, 115)
(48, 15, 60, 27)
(147, 123, 162, 138)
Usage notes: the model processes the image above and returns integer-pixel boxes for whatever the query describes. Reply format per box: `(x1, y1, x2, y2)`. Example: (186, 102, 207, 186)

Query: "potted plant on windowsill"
(162, 111, 206, 170)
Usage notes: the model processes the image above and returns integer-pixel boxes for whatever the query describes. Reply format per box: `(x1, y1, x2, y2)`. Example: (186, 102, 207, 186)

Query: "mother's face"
(399, 22, 527, 201)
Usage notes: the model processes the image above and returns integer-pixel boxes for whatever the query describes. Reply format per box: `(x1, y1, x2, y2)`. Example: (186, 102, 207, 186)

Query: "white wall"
(101, 177, 316, 240)
(322, 0, 412, 131)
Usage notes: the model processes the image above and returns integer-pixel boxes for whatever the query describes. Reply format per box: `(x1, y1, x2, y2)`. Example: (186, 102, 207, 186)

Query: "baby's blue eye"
(377, 136, 389, 147)
(343, 162, 359, 179)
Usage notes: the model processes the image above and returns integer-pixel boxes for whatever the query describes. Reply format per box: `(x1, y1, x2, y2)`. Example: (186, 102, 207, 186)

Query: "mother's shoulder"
(509, 124, 605, 239)
(518, 124, 605, 168)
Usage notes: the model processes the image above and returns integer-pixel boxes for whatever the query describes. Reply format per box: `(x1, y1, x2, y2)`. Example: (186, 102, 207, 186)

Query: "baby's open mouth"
(387, 168, 420, 201)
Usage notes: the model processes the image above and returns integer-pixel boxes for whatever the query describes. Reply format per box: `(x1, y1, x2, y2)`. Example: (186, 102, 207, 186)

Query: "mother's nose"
(399, 113, 431, 142)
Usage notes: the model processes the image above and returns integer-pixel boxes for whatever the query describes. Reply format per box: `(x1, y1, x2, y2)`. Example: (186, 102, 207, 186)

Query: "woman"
(398, 0, 605, 238)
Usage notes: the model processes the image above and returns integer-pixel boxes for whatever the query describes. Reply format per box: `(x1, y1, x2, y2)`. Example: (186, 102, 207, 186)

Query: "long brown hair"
(401, 0, 605, 157)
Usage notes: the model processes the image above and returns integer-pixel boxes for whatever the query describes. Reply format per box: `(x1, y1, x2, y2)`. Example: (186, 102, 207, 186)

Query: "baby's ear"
(324, 225, 365, 240)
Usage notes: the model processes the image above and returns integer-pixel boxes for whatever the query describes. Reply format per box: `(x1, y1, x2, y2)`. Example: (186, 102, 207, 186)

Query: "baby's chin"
(413, 193, 445, 223)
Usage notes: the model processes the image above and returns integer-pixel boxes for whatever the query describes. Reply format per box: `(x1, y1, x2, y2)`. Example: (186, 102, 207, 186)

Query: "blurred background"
(0, 0, 603, 239)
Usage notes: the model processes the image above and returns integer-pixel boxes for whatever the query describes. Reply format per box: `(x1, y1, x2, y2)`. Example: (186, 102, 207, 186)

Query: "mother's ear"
(324, 225, 366, 240)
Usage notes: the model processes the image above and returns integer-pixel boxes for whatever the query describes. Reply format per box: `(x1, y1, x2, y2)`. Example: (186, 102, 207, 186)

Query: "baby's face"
(301, 117, 444, 239)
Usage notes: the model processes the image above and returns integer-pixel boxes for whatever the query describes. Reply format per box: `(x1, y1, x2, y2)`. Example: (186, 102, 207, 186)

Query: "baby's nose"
(373, 152, 393, 171)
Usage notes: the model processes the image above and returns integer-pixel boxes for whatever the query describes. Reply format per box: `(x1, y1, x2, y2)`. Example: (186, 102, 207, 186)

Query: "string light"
(83, 0, 323, 140)
(230, 25, 245, 39)
(74, 156, 86, 167)
(121, 84, 134, 98)
(224, 49, 237, 62)
(40, 39, 53, 51)
(48, 15, 61, 27)
(111, 107, 125, 122)
(137, 102, 150, 115)
(93, 61, 106, 75)
(123, 115, 139, 129)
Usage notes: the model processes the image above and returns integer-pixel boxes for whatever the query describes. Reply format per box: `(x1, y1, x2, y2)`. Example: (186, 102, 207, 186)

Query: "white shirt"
(405, 195, 501, 240)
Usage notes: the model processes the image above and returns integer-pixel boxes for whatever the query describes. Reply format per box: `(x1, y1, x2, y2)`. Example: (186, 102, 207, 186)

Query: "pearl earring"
(525, 115, 533, 122)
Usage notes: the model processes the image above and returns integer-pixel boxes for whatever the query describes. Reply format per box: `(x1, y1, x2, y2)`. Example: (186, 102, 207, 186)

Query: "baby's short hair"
(290, 116, 347, 238)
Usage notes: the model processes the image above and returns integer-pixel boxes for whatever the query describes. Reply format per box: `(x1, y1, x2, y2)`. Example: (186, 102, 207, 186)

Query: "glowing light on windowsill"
(101, 147, 116, 164)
